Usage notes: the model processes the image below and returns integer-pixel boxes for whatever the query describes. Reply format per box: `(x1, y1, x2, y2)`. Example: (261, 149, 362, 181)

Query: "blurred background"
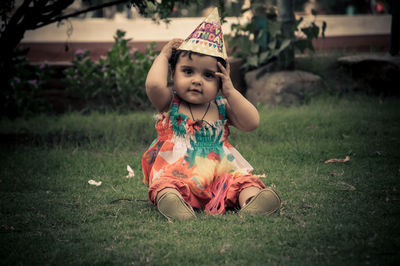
(1, 0, 398, 117)
(21, 0, 392, 62)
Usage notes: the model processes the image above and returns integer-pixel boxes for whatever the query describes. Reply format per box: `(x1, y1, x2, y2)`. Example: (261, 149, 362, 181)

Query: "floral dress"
(142, 94, 265, 214)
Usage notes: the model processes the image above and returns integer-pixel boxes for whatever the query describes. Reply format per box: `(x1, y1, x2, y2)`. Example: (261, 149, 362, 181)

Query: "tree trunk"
(0, 0, 75, 92)
(277, 0, 295, 69)
(0, 0, 133, 100)
(388, 0, 400, 56)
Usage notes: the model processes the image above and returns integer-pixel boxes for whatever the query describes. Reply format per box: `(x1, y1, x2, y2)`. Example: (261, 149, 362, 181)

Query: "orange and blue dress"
(142, 94, 265, 214)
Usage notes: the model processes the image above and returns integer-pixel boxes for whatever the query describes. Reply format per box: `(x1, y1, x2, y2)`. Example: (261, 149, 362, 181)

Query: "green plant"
(1, 54, 51, 118)
(227, 8, 325, 72)
(64, 29, 157, 111)
(293, 10, 327, 54)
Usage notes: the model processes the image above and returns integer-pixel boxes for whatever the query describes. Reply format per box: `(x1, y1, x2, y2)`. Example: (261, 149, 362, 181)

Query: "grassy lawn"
(1, 95, 399, 265)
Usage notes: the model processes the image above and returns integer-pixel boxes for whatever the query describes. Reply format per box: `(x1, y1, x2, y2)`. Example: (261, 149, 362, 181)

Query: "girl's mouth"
(188, 89, 202, 94)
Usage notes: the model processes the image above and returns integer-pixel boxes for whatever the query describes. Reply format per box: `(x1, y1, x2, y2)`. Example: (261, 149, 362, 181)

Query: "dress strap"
(215, 96, 226, 121)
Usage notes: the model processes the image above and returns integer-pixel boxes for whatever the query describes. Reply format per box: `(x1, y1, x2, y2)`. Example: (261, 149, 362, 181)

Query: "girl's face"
(172, 53, 219, 105)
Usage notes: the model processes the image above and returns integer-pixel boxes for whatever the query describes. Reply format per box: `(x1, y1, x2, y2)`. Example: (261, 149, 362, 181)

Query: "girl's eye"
(183, 69, 193, 75)
(204, 72, 215, 79)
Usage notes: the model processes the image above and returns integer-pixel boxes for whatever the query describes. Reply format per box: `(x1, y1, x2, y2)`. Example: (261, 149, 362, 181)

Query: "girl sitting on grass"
(141, 8, 280, 221)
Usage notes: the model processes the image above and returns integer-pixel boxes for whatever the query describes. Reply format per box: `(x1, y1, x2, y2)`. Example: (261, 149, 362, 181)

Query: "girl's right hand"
(160, 38, 184, 59)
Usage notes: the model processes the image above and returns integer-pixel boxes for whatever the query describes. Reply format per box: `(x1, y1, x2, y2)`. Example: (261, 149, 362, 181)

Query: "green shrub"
(1, 55, 51, 118)
(64, 30, 157, 112)
(227, 8, 325, 72)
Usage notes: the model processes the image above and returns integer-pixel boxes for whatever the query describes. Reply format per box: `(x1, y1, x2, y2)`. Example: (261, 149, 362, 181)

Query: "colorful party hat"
(178, 8, 228, 60)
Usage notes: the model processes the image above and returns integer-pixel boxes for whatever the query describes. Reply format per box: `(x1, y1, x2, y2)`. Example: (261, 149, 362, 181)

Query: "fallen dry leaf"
(324, 156, 350, 164)
(329, 170, 344, 177)
(335, 181, 356, 191)
(126, 165, 135, 178)
(254, 173, 266, 178)
(88, 179, 102, 186)
(220, 243, 232, 254)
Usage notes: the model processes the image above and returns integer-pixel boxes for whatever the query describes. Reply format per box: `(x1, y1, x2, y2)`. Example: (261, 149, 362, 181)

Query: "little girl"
(141, 9, 280, 221)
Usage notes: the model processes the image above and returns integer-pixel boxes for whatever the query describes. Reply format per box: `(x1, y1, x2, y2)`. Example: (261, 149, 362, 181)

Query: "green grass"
(1, 95, 399, 265)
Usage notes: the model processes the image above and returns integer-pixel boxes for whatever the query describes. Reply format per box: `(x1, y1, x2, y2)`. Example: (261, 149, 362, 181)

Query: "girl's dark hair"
(169, 49, 227, 73)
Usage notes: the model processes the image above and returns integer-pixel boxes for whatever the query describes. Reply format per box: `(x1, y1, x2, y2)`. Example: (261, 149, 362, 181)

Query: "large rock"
(245, 67, 322, 106)
(337, 54, 400, 95)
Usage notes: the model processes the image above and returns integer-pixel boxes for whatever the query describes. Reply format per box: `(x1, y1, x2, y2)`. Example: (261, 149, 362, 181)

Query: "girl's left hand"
(215, 62, 236, 97)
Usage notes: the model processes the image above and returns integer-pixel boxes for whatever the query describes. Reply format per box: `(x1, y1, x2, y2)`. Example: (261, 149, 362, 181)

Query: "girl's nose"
(191, 75, 202, 86)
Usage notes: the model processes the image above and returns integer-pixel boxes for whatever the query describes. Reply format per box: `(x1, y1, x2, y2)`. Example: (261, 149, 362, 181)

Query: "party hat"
(178, 8, 228, 60)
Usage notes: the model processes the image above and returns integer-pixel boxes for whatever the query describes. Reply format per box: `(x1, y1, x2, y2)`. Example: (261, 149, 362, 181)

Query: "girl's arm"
(145, 39, 183, 112)
(215, 62, 260, 132)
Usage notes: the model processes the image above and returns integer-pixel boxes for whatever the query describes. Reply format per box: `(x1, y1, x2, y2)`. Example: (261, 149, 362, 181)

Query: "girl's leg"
(225, 175, 266, 208)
